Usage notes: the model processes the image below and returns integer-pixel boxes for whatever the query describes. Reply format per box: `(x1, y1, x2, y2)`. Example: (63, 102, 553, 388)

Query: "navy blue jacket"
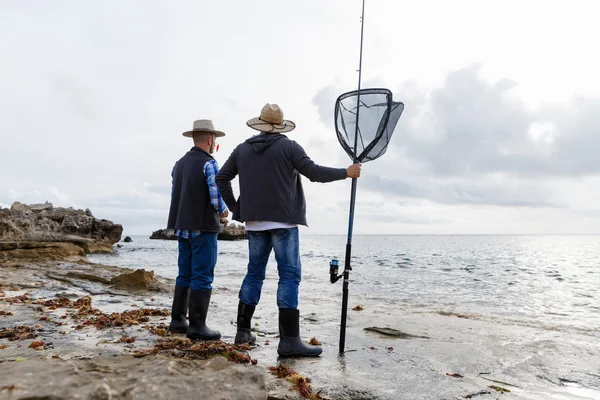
(215, 134, 347, 226)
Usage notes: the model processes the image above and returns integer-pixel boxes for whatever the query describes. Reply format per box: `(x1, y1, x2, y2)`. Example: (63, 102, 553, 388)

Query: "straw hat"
(246, 104, 296, 133)
(182, 119, 225, 138)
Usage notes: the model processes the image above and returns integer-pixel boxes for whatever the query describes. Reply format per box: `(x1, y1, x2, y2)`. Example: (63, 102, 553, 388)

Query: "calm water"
(89, 234, 600, 335)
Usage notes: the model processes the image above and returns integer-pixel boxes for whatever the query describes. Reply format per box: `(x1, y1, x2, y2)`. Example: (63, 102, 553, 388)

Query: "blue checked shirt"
(173, 159, 227, 239)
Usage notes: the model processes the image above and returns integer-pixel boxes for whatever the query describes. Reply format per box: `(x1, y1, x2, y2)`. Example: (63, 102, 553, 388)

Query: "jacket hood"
(245, 134, 286, 154)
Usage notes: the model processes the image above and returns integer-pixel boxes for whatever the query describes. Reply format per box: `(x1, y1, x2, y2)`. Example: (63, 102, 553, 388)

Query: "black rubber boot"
(168, 286, 190, 334)
(277, 308, 322, 357)
(234, 302, 257, 345)
(186, 289, 221, 341)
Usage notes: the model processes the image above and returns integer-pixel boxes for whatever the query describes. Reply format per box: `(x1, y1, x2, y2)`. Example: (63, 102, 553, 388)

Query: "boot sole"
(187, 335, 221, 341)
(168, 327, 187, 334)
(277, 350, 323, 357)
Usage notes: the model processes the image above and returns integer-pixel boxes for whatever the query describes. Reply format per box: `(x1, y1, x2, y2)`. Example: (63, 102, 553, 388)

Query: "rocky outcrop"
(0, 202, 123, 261)
(219, 220, 247, 240)
(150, 220, 247, 241)
(123, 236, 132, 242)
(109, 269, 165, 292)
(149, 228, 176, 240)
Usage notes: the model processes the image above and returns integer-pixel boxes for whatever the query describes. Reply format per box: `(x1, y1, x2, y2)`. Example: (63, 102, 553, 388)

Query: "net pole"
(340, 0, 366, 354)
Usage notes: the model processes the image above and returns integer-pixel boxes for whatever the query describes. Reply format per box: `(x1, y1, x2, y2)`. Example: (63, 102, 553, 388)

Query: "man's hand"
(346, 163, 361, 179)
(219, 210, 229, 219)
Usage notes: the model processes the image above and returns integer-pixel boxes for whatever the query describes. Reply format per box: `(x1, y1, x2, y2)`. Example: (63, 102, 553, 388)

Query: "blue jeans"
(176, 233, 218, 291)
(239, 228, 301, 309)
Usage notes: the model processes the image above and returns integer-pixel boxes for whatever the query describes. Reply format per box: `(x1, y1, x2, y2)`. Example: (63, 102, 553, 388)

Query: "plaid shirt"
(173, 159, 227, 239)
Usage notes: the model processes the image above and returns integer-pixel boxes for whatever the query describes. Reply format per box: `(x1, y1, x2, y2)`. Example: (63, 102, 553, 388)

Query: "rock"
(0, 202, 122, 261)
(123, 236, 132, 243)
(110, 269, 163, 292)
(150, 221, 247, 241)
(219, 220, 248, 241)
(0, 241, 86, 262)
(149, 228, 177, 240)
(0, 356, 267, 400)
(363, 326, 430, 339)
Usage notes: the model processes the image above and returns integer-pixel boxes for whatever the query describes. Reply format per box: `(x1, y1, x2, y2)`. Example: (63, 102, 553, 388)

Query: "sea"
(88, 234, 600, 399)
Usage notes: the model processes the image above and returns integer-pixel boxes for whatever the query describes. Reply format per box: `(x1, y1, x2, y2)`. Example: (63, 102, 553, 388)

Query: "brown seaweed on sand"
(0, 325, 37, 341)
(307, 337, 321, 345)
(268, 364, 328, 400)
(133, 337, 257, 365)
(74, 307, 170, 330)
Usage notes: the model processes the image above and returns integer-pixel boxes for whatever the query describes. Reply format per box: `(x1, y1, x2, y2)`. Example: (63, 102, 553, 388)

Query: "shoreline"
(2, 253, 600, 399)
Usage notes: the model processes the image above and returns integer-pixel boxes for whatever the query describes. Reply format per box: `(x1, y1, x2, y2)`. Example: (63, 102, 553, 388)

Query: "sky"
(1, 0, 599, 235)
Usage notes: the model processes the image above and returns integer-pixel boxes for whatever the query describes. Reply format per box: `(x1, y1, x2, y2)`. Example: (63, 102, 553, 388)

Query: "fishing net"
(334, 88, 404, 163)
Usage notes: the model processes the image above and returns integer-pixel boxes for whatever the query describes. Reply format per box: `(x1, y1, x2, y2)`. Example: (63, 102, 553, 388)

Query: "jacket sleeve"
(215, 149, 238, 211)
(289, 141, 347, 183)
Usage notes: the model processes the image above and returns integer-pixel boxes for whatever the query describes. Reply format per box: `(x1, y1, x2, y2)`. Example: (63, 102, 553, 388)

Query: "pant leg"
(176, 237, 192, 287)
(189, 233, 218, 291)
(238, 231, 272, 306)
(271, 228, 301, 309)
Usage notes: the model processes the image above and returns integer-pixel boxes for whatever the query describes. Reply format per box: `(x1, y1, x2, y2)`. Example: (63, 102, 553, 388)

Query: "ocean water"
(89, 234, 600, 334)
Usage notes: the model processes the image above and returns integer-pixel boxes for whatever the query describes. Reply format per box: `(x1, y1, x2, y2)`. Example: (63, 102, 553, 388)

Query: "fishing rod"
(329, 0, 366, 355)
(329, 0, 405, 354)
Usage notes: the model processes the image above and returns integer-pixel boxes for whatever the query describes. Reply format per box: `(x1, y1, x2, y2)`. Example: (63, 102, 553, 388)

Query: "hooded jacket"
(215, 133, 347, 226)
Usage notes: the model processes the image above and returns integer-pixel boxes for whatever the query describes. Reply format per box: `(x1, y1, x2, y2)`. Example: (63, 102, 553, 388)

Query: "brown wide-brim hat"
(246, 103, 296, 133)
(182, 119, 226, 138)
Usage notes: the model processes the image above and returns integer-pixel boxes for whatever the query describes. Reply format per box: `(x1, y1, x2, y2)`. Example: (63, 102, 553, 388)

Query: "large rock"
(0, 355, 267, 400)
(109, 269, 165, 292)
(150, 220, 247, 241)
(0, 202, 122, 261)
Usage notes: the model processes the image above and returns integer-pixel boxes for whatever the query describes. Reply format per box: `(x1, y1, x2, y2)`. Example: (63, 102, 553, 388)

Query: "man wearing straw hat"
(216, 104, 361, 357)
(167, 119, 229, 341)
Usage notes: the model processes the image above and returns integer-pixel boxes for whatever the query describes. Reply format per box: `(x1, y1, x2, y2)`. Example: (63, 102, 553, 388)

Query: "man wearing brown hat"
(167, 120, 229, 341)
(216, 104, 361, 357)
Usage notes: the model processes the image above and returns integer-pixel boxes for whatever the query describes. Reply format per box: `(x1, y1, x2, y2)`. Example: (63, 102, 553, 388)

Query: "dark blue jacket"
(216, 134, 347, 226)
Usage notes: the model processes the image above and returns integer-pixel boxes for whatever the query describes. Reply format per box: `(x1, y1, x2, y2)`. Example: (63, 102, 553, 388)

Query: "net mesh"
(334, 88, 404, 163)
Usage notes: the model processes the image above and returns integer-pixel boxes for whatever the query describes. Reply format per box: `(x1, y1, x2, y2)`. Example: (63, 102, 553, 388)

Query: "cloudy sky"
(1, 0, 599, 235)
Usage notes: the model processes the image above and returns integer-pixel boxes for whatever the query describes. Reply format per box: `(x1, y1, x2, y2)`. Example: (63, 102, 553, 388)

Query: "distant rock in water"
(150, 220, 247, 241)
(218, 220, 247, 240)
(149, 229, 177, 240)
(123, 236, 132, 242)
(0, 201, 123, 261)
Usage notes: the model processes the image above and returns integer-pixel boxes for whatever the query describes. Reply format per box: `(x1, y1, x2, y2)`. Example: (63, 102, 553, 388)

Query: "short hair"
(192, 131, 214, 144)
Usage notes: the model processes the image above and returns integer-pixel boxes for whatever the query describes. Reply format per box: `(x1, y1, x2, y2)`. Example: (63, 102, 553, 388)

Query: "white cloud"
(1, 0, 600, 234)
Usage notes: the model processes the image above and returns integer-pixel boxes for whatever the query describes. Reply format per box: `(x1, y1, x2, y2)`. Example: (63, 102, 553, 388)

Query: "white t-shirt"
(245, 221, 298, 231)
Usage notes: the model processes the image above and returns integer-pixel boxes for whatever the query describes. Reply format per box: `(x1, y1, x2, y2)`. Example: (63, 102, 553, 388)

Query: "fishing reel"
(329, 258, 343, 283)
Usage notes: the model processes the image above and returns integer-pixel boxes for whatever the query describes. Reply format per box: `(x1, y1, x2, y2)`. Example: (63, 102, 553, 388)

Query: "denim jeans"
(239, 228, 301, 309)
(176, 233, 218, 291)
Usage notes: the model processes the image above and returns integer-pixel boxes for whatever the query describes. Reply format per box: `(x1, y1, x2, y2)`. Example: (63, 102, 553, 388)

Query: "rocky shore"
(0, 203, 304, 400)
